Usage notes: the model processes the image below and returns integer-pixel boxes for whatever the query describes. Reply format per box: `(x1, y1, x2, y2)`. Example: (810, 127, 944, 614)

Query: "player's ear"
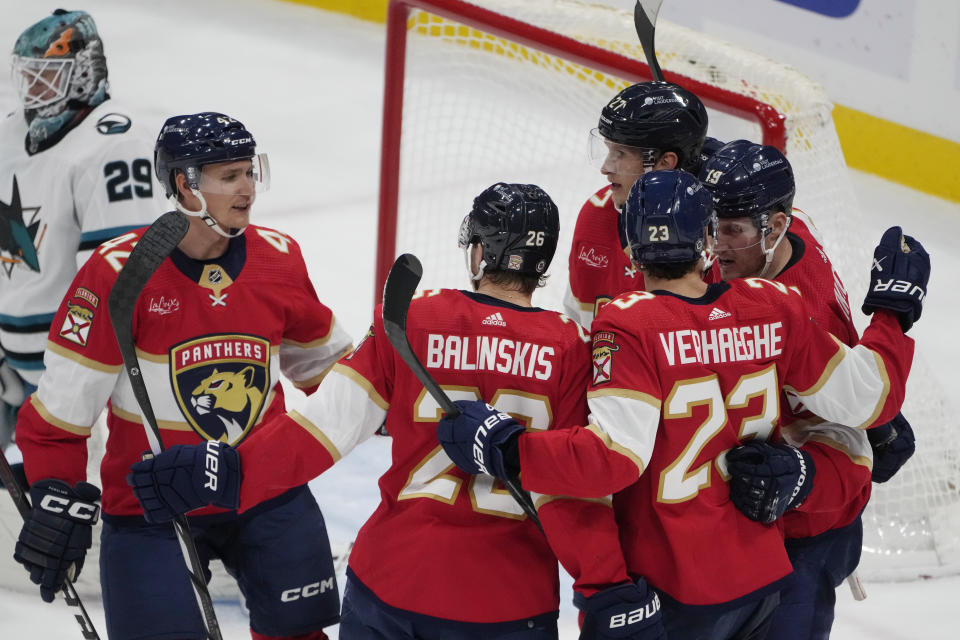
(769, 211, 790, 237)
(174, 171, 191, 201)
(655, 151, 679, 170)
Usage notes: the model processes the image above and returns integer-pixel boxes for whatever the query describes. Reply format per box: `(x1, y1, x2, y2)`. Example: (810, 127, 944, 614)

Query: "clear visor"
(587, 128, 660, 174)
(189, 154, 271, 195)
(11, 55, 74, 109)
(712, 217, 765, 252)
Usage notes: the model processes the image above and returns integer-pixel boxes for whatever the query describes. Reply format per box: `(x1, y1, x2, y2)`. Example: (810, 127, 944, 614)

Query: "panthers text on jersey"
(516, 278, 914, 607)
(16, 223, 351, 516)
(235, 289, 629, 622)
(562, 185, 645, 330)
(0, 102, 166, 383)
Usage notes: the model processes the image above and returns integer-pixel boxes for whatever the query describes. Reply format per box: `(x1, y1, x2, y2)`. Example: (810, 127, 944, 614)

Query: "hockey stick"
(107, 211, 223, 640)
(0, 448, 101, 639)
(634, 0, 665, 81)
(381, 253, 545, 535)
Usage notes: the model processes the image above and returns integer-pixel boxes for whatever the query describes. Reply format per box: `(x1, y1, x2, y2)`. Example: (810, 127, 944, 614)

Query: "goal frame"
(375, 0, 787, 301)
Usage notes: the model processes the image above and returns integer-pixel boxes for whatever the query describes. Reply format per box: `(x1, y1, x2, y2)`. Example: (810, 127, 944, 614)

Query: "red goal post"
(375, 0, 786, 296)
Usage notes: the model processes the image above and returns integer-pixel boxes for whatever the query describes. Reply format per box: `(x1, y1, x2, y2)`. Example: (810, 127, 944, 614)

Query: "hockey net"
(376, 0, 960, 579)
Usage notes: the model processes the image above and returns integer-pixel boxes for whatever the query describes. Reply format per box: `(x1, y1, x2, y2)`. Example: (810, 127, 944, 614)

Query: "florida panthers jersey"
(562, 185, 645, 329)
(518, 279, 914, 606)
(707, 211, 872, 538)
(236, 289, 627, 622)
(0, 102, 166, 383)
(16, 223, 352, 516)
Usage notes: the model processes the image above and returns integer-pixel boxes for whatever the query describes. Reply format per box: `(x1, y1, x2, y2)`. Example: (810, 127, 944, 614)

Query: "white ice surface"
(1, 0, 959, 637)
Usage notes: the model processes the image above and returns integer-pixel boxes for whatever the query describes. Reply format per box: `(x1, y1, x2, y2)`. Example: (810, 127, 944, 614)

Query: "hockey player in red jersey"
(700, 140, 916, 639)
(438, 170, 928, 639)
(562, 80, 715, 329)
(13, 112, 351, 640)
(127, 182, 631, 639)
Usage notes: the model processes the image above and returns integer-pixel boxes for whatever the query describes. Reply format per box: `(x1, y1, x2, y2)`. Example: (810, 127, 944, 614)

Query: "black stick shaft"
(635, 0, 665, 81)
(107, 212, 222, 640)
(381, 254, 545, 535)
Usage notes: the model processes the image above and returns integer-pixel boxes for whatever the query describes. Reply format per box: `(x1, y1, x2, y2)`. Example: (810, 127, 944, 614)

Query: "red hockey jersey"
(16, 224, 352, 516)
(518, 278, 913, 606)
(237, 289, 627, 622)
(563, 186, 645, 329)
(707, 212, 872, 538)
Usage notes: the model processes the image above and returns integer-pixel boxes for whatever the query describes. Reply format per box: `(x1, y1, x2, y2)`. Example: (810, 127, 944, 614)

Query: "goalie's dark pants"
(659, 588, 780, 640)
(765, 516, 863, 640)
(100, 485, 340, 640)
(339, 568, 559, 640)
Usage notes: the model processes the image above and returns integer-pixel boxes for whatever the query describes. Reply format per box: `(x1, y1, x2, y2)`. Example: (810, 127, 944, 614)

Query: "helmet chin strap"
(757, 216, 791, 278)
(170, 190, 246, 239)
(463, 246, 487, 288)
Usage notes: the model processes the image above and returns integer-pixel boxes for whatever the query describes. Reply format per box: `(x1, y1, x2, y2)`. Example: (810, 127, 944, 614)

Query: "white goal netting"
(378, 0, 960, 579)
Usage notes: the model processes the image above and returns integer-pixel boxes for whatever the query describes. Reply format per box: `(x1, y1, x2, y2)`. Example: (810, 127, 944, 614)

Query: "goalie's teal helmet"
(11, 9, 109, 116)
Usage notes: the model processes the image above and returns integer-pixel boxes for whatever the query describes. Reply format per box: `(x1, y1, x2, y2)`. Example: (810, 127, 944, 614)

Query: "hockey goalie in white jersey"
(0, 10, 165, 450)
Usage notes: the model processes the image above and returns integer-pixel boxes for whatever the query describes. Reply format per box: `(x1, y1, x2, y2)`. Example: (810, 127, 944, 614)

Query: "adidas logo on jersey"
(708, 307, 732, 321)
(482, 312, 507, 327)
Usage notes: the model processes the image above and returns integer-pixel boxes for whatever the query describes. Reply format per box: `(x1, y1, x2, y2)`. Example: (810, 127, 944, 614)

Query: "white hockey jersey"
(0, 101, 165, 384)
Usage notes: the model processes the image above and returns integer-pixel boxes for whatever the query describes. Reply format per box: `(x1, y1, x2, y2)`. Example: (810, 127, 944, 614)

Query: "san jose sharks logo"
(0, 176, 45, 276)
(170, 334, 271, 445)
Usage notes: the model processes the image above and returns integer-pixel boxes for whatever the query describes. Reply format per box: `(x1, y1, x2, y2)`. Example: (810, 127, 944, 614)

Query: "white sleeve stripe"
(297, 368, 387, 459)
(288, 410, 342, 462)
(30, 394, 91, 436)
(587, 393, 661, 474)
(785, 344, 891, 430)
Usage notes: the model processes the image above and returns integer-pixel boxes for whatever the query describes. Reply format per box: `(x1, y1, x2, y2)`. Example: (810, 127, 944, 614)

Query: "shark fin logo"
(170, 334, 271, 445)
(0, 176, 45, 276)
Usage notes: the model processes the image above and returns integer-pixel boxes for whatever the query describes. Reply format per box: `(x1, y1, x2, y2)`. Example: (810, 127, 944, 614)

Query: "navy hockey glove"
(861, 226, 930, 332)
(868, 412, 915, 483)
(574, 577, 666, 640)
(436, 399, 523, 478)
(726, 440, 815, 524)
(126, 441, 241, 523)
(14, 479, 100, 603)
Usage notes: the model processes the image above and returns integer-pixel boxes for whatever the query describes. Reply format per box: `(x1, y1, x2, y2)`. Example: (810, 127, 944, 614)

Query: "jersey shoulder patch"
(94, 112, 132, 135)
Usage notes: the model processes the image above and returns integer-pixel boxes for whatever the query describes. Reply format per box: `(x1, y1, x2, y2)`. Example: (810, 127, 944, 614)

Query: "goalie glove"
(726, 440, 815, 524)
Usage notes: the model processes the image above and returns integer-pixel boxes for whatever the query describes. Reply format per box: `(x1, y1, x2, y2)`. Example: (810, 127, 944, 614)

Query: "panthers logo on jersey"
(170, 334, 271, 445)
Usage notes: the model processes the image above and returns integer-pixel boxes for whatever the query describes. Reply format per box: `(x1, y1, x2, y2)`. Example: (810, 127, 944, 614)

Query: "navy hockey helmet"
(624, 170, 714, 265)
(154, 112, 259, 198)
(458, 183, 560, 278)
(598, 82, 708, 172)
(699, 139, 795, 222)
(11, 10, 108, 114)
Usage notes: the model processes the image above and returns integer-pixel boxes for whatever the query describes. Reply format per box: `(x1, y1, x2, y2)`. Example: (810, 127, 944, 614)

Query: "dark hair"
(483, 269, 545, 296)
(642, 259, 700, 281)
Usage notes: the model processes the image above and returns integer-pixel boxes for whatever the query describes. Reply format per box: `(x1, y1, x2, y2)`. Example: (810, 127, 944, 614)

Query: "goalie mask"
(458, 183, 559, 283)
(11, 10, 109, 153)
(624, 170, 715, 267)
(155, 112, 270, 238)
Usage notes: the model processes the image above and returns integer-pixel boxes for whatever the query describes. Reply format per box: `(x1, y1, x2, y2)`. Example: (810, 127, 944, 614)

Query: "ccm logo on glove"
(39, 491, 100, 523)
